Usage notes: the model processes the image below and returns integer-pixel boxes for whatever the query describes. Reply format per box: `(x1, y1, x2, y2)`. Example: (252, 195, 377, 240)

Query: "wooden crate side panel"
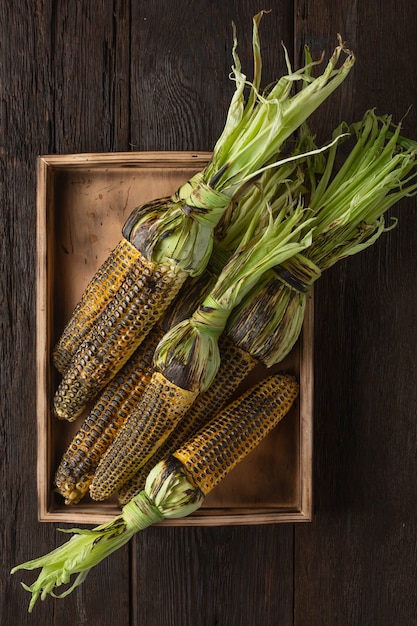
(37, 153, 313, 526)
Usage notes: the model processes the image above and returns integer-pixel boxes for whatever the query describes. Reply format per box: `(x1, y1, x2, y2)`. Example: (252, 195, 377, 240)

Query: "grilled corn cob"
(53, 326, 163, 504)
(118, 335, 257, 503)
(172, 373, 299, 494)
(52, 16, 354, 421)
(52, 238, 144, 374)
(12, 373, 298, 611)
(89, 369, 199, 501)
(53, 256, 187, 420)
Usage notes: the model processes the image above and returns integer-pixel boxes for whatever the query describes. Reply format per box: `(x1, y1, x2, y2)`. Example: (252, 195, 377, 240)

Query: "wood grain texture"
(294, 1, 417, 625)
(133, 525, 294, 626)
(51, 0, 131, 153)
(2, 1, 417, 625)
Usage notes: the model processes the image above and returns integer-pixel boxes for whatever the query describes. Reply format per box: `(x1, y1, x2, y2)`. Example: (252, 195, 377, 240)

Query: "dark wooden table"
(2, 2, 417, 624)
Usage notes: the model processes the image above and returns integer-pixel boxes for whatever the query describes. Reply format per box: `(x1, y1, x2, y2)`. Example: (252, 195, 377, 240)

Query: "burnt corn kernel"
(180, 334, 259, 428)
(52, 238, 144, 374)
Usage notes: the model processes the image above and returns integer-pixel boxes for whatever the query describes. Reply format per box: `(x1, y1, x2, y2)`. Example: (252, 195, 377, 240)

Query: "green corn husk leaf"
(241, 109, 417, 366)
(221, 108, 417, 368)
(214, 160, 306, 254)
(123, 13, 354, 277)
(203, 30, 355, 192)
(300, 109, 417, 269)
(11, 458, 203, 613)
(212, 125, 350, 262)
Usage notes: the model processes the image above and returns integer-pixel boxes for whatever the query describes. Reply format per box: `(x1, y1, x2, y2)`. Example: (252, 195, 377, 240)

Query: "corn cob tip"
(52, 348, 72, 375)
(53, 378, 92, 421)
(51, 238, 145, 375)
(54, 474, 92, 505)
(53, 328, 163, 506)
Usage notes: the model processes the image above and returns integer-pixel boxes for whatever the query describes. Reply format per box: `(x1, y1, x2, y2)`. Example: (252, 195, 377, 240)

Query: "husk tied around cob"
(225, 108, 417, 366)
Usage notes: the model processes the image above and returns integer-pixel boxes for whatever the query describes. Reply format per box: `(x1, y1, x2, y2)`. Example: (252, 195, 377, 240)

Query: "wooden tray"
(36, 151, 314, 526)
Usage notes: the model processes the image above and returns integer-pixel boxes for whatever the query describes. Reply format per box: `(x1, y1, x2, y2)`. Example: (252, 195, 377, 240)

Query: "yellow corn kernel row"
(89, 371, 198, 501)
(118, 335, 259, 504)
(173, 372, 299, 496)
(53, 257, 188, 421)
(52, 238, 144, 374)
(54, 326, 164, 504)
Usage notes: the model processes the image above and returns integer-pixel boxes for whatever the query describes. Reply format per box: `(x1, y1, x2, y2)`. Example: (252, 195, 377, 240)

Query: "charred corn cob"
(12, 372, 298, 611)
(52, 16, 353, 421)
(54, 272, 217, 505)
(89, 369, 199, 501)
(53, 326, 163, 504)
(118, 335, 257, 503)
(52, 256, 187, 420)
(52, 238, 144, 374)
(172, 373, 298, 494)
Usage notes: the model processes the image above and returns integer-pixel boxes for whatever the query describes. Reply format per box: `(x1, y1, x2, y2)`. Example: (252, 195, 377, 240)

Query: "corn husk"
(122, 12, 354, 277)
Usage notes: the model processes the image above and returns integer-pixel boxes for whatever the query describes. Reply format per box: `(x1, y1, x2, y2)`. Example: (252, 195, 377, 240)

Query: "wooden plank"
(51, 0, 131, 153)
(129, 2, 294, 152)
(133, 525, 295, 626)
(0, 3, 60, 623)
(294, 1, 417, 625)
(1, 2, 132, 624)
